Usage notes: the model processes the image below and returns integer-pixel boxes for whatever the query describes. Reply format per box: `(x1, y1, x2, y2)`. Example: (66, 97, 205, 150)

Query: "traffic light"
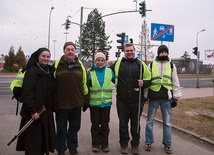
(193, 47, 198, 56)
(115, 51, 121, 58)
(116, 33, 125, 52)
(105, 52, 109, 60)
(65, 19, 71, 30)
(139, 1, 146, 17)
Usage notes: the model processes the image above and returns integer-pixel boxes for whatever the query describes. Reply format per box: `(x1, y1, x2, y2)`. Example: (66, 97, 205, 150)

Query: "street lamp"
(53, 40, 57, 60)
(48, 6, 54, 50)
(196, 29, 205, 88)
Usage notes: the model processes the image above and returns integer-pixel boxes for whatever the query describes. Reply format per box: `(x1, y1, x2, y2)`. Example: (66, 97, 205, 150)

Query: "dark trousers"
(116, 98, 144, 148)
(90, 106, 111, 148)
(56, 108, 81, 152)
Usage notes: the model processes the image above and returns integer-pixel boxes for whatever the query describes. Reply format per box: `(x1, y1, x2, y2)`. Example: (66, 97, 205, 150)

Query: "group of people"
(14, 41, 181, 155)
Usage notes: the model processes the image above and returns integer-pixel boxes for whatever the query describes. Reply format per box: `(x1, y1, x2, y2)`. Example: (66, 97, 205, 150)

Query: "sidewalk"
(180, 87, 214, 99)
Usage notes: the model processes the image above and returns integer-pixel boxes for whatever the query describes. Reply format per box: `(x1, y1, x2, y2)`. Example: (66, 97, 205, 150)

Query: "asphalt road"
(0, 91, 214, 155)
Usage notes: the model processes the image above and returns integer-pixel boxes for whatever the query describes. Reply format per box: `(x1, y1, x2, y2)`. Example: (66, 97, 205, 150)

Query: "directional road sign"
(124, 35, 128, 43)
(151, 23, 174, 42)
(25, 55, 30, 60)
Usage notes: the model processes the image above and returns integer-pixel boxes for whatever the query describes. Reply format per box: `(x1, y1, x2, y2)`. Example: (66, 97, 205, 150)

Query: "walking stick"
(7, 106, 46, 146)
(137, 62, 142, 134)
(137, 29, 144, 133)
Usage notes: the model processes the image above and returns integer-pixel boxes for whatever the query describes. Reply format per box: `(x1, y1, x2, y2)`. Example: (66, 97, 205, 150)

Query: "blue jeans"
(56, 108, 81, 152)
(116, 99, 144, 148)
(145, 100, 172, 148)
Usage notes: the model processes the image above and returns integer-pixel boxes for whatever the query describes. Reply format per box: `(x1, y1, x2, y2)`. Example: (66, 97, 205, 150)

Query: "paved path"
(1, 89, 214, 155)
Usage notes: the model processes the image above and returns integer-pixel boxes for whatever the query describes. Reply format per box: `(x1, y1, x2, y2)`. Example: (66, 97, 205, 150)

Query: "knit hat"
(94, 52, 106, 61)
(157, 45, 169, 56)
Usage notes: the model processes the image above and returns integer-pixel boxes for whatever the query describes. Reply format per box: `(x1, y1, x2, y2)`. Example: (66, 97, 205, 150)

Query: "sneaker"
(144, 144, 152, 151)
(165, 147, 172, 154)
(131, 147, 139, 154)
(92, 147, 99, 153)
(69, 149, 79, 155)
(120, 147, 128, 154)
(58, 152, 65, 155)
(102, 146, 110, 152)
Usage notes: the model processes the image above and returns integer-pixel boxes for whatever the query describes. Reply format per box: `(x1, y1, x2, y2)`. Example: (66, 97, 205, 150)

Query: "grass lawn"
(143, 96, 214, 141)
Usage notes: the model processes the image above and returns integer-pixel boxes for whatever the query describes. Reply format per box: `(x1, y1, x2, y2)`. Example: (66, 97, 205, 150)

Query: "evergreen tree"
(137, 19, 154, 64)
(3, 46, 16, 72)
(15, 46, 26, 70)
(81, 9, 112, 65)
(180, 51, 191, 73)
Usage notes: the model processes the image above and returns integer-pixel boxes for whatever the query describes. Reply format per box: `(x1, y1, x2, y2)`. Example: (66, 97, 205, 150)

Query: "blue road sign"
(124, 35, 128, 43)
(25, 55, 30, 60)
(151, 23, 174, 42)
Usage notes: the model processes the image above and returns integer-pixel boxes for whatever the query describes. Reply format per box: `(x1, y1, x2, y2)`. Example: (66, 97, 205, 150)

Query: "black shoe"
(70, 149, 79, 155)
(58, 152, 65, 155)
(144, 144, 152, 151)
(165, 147, 172, 154)
(131, 146, 139, 154)
(102, 146, 110, 152)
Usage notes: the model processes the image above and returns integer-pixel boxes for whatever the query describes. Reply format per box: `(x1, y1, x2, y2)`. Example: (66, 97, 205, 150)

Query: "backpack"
(10, 68, 25, 102)
(10, 68, 25, 115)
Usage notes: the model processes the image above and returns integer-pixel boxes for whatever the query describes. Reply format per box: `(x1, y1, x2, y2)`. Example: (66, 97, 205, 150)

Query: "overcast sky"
(1, 0, 214, 64)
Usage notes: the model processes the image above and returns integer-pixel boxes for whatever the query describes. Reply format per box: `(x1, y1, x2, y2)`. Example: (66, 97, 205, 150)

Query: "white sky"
(0, 0, 214, 64)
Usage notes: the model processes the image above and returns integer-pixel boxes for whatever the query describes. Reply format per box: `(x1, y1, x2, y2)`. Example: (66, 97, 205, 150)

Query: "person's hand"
(87, 68, 91, 75)
(138, 79, 143, 87)
(171, 99, 177, 108)
(82, 103, 89, 112)
(32, 113, 39, 120)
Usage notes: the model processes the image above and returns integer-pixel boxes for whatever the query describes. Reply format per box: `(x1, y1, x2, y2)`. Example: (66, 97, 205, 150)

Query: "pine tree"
(80, 9, 112, 65)
(15, 46, 26, 70)
(3, 46, 16, 72)
(137, 19, 154, 64)
(180, 51, 191, 73)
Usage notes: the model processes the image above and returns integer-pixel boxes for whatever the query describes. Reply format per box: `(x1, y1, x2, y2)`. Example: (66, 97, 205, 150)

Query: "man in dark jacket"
(111, 43, 151, 154)
(54, 42, 89, 155)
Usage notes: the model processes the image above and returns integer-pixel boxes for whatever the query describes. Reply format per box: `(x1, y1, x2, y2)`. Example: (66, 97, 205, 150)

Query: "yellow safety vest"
(89, 68, 112, 105)
(149, 61, 173, 92)
(54, 59, 88, 95)
(10, 68, 25, 91)
(114, 59, 151, 87)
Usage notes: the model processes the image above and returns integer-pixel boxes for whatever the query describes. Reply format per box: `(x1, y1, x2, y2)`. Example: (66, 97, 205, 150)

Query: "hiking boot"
(131, 147, 139, 154)
(92, 147, 99, 153)
(165, 147, 172, 154)
(69, 149, 79, 155)
(102, 146, 110, 152)
(120, 147, 128, 154)
(144, 144, 152, 151)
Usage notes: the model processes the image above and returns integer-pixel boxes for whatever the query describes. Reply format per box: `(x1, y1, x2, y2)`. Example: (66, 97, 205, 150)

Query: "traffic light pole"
(196, 29, 205, 88)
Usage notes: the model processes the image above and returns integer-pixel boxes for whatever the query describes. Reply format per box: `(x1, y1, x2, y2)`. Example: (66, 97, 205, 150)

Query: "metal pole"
(48, 7, 54, 49)
(137, 23, 143, 133)
(53, 40, 57, 60)
(79, 7, 83, 59)
(196, 29, 205, 88)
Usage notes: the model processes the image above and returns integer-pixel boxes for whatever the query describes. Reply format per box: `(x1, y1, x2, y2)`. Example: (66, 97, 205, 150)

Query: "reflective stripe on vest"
(10, 69, 25, 91)
(54, 59, 88, 95)
(150, 61, 172, 92)
(89, 68, 112, 105)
